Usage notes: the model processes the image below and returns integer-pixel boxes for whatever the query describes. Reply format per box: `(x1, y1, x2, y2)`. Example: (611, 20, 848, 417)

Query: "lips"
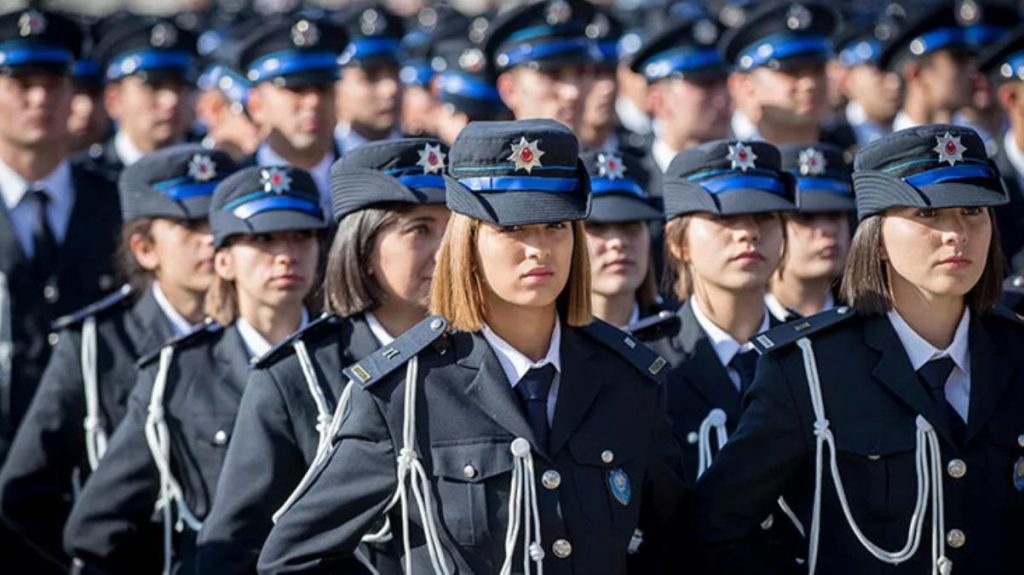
(731, 251, 765, 263)
(938, 256, 972, 268)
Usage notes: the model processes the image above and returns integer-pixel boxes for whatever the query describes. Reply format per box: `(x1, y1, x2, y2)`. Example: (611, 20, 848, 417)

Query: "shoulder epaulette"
(51, 284, 133, 331)
(342, 315, 448, 389)
(751, 305, 856, 355)
(582, 319, 668, 382)
(625, 309, 678, 339)
(253, 313, 342, 368)
(989, 304, 1024, 326)
(137, 318, 223, 367)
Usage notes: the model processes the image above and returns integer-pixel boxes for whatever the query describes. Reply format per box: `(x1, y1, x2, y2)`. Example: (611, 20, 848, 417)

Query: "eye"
(548, 222, 567, 230)
(914, 208, 937, 218)
(962, 207, 984, 217)
(406, 224, 430, 236)
(253, 233, 273, 243)
(501, 225, 522, 233)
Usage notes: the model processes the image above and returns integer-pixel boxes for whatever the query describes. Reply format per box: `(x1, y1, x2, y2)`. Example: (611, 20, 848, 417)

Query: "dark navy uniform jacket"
(0, 286, 174, 568)
(992, 147, 1024, 265)
(64, 322, 251, 574)
(696, 308, 1024, 575)
(258, 318, 690, 575)
(196, 314, 380, 575)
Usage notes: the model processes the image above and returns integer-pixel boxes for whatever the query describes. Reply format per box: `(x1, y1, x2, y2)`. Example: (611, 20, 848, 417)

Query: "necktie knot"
(918, 357, 956, 393)
(730, 349, 759, 393)
(515, 364, 556, 403)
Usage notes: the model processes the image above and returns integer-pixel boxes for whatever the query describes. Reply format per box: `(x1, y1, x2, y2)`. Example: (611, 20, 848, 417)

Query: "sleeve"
(257, 382, 398, 575)
(0, 331, 85, 567)
(196, 368, 310, 575)
(694, 353, 811, 575)
(62, 368, 163, 574)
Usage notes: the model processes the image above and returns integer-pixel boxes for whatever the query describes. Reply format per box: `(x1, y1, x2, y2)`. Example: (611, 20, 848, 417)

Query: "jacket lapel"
(127, 286, 176, 358)
(547, 326, 604, 458)
(0, 188, 27, 272)
(216, 324, 253, 398)
(346, 314, 382, 363)
(674, 302, 742, 422)
(965, 316, 1014, 443)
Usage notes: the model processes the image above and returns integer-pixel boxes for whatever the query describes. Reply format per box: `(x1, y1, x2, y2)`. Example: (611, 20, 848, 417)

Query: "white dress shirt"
(690, 297, 771, 391)
(651, 138, 678, 173)
(886, 307, 971, 422)
(731, 110, 761, 142)
(150, 281, 198, 337)
(235, 308, 310, 360)
(364, 311, 396, 346)
(0, 157, 73, 258)
(845, 101, 891, 146)
(255, 143, 335, 215)
(334, 122, 402, 156)
(615, 96, 652, 136)
(482, 320, 562, 425)
(764, 292, 835, 322)
(113, 130, 147, 167)
(891, 110, 919, 133)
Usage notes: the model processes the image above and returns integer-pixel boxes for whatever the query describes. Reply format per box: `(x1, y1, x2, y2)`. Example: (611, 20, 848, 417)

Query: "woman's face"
(141, 218, 215, 296)
(882, 206, 991, 305)
(476, 220, 575, 312)
(681, 212, 784, 293)
(782, 212, 851, 282)
(584, 220, 650, 299)
(371, 204, 450, 310)
(216, 229, 320, 311)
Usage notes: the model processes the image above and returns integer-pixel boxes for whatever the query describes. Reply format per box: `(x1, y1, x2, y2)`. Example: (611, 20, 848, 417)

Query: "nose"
(733, 215, 762, 242)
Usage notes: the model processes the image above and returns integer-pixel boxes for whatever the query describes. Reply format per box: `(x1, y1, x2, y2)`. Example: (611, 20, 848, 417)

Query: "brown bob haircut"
(841, 209, 1005, 316)
(430, 213, 593, 331)
(116, 218, 157, 294)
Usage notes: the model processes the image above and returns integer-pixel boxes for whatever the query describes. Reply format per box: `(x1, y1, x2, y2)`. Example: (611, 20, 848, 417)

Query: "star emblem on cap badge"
(597, 153, 626, 180)
(508, 137, 545, 174)
(18, 10, 46, 37)
(728, 142, 758, 172)
(798, 147, 827, 176)
(188, 154, 218, 182)
(150, 23, 178, 48)
(786, 4, 813, 31)
(261, 167, 293, 194)
(693, 19, 719, 46)
(546, 0, 573, 25)
(417, 144, 446, 175)
(292, 19, 320, 48)
(934, 132, 966, 166)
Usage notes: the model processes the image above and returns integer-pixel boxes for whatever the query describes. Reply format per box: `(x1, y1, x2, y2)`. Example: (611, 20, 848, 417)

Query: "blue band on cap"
(247, 50, 339, 83)
(965, 24, 1007, 48)
(155, 181, 220, 201)
(796, 177, 851, 196)
(397, 174, 445, 189)
(737, 34, 831, 71)
(1001, 50, 1024, 80)
(696, 175, 787, 196)
(499, 37, 591, 68)
(200, 64, 250, 105)
(106, 50, 194, 81)
(909, 28, 967, 58)
(339, 38, 401, 66)
(591, 177, 646, 198)
(902, 164, 996, 187)
(0, 42, 73, 68)
(228, 193, 323, 220)
(838, 39, 880, 67)
(597, 40, 618, 63)
(458, 176, 579, 192)
(72, 58, 100, 79)
(643, 47, 723, 80)
(437, 71, 503, 103)
(507, 23, 585, 44)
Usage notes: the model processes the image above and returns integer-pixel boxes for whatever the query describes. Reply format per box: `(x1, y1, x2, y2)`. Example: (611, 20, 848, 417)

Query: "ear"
(647, 82, 666, 117)
(902, 59, 922, 83)
(103, 83, 122, 121)
(128, 229, 159, 271)
(996, 82, 1019, 112)
(214, 249, 236, 281)
(194, 90, 225, 129)
(495, 70, 518, 112)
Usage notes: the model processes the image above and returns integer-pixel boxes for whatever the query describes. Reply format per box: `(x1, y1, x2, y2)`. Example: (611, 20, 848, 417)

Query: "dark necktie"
(513, 364, 557, 450)
(917, 357, 965, 443)
(26, 188, 58, 280)
(730, 349, 759, 394)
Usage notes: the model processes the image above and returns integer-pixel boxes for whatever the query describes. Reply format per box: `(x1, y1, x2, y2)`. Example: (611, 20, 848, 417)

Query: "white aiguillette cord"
(81, 316, 108, 471)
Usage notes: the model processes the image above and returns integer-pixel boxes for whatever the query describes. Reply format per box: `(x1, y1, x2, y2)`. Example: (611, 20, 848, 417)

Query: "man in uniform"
(829, 21, 901, 147)
(577, 6, 623, 151)
(194, 19, 260, 162)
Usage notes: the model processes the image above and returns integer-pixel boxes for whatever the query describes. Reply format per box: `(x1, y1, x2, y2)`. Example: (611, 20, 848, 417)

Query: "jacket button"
(541, 470, 561, 490)
(947, 459, 966, 479)
(463, 465, 477, 479)
(1018, 434, 1024, 448)
(601, 450, 614, 464)
(213, 430, 229, 446)
(43, 284, 59, 303)
(687, 432, 699, 445)
(552, 539, 572, 558)
(47, 332, 60, 346)
(946, 529, 965, 548)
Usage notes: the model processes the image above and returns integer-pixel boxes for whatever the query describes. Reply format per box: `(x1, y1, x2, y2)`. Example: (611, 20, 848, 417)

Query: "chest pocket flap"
(431, 437, 515, 483)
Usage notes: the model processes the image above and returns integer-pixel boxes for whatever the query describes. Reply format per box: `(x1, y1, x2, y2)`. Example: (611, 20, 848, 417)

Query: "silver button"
(946, 529, 965, 548)
(213, 430, 228, 446)
(43, 284, 59, 303)
(47, 332, 59, 346)
(601, 450, 614, 464)
(430, 318, 444, 331)
(463, 465, 477, 479)
(552, 539, 572, 558)
(947, 459, 966, 479)
(1018, 434, 1024, 448)
(760, 514, 774, 530)
(686, 432, 699, 445)
(541, 470, 561, 490)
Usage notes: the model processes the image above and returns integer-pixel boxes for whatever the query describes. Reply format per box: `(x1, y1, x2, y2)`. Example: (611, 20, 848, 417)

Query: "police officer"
(90, 16, 199, 177)
(63, 165, 326, 574)
(68, 16, 111, 156)
(0, 144, 236, 570)
(767, 143, 855, 321)
(196, 138, 451, 574)
(829, 20, 901, 146)
(579, 149, 663, 328)
(577, 6, 623, 151)
(721, 1, 856, 150)
(696, 125, 1024, 575)
(398, 6, 447, 138)
(239, 14, 348, 207)
(258, 119, 689, 574)
(195, 19, 261, 162)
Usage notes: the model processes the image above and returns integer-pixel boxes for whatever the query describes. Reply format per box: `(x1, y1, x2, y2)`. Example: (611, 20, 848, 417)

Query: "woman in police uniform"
(696, 125, 1024, 575)
(258, 120, 688, 575)
(63, 166, 326, 574)
(196, 139, 452, 574)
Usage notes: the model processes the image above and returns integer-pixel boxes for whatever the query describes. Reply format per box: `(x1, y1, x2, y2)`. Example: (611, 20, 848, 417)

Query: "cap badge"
(261, 167, 293, 194)
(18, 10, 47, 38)
(459, 48, 484, 73)
(361, 9, 383, 36)
(934, 132, 966, 166)
(188, 154, 218, 182)
(150, 23, 178, 48)
(417, 143, 446, 175)
(508, 137, 546, 174)
(597, 152, 626, 180)
(798, 147, 827, 176)
(956, 0, 980, 26)
(694, 19, 719, 46)
(728, 142, 758, 172)
(546, 0, 573, 25)
(786, 4, 813, 31)
(292, 19, 320, 48)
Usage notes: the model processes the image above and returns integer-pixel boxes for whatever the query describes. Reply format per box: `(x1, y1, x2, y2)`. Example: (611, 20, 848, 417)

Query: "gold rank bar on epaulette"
(752, 306, 855, 355)
(343, 315, 448, 388)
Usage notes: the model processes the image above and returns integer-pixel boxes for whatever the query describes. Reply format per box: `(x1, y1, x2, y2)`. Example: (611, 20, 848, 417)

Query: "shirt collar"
(236, 308, 310, 359)
(651, 137, 677, 173)
(364, 311, 396, 346)
(481, 319, 562, 388)
(845, 101, 891, 146)
(334, 122, 402, 155)
(731, 110, 761, 142)
(0, 156, 72, 209)
(114, 130, 148, 167)
(690, 296, 770, 368)
(892, 110, 919, 133)
(150, 281, 199, 337)
(886, 306, 971, 374)
(615, 96, 652, 136)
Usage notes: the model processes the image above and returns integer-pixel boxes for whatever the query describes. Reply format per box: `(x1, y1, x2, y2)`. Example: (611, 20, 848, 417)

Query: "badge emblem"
(188, 154, 218, 182)
(361, 9, 383, 36)
(608, 468, 632, 506)
(18, 10, 46, 37)
(150, 23, 178, 48)
(508, 137, 545, 173)
(694, 19, 719, 46)
(728, 142, 758, 172)
(786, 4, 813, 31)
(458, 48, 484, 73)
(597, 153, 626, 180)
(417, 143, 446, 175)
(291, 19, 320, 47)
(261, 167, 293, 194)
(1015, 457, 1024, 492)
(933, 132, 966, 166)
(546, 0, 573, 25)
(798, 147, 827, 176)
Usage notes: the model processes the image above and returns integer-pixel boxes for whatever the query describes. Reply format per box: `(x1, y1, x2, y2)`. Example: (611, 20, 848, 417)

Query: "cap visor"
(588, 194, 662, 223)
(445, 175, 589, 226)
(796, 191, 856, 213)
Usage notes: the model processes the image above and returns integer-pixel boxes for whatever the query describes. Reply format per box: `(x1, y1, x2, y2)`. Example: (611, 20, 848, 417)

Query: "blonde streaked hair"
(430, 213, 593, 331)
